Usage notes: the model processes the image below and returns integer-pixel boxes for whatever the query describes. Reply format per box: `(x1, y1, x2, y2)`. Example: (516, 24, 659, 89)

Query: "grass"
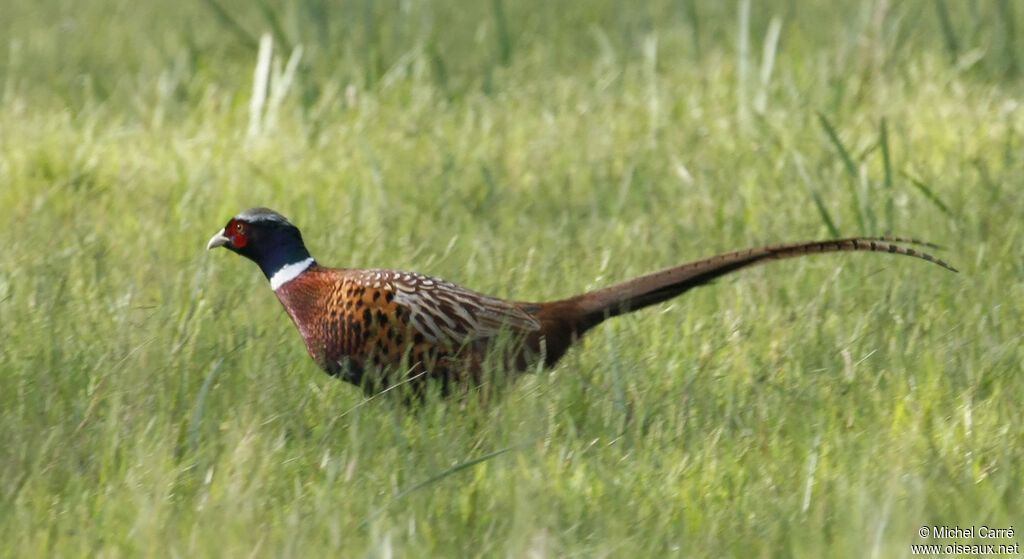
(1, 0, 1022, 556)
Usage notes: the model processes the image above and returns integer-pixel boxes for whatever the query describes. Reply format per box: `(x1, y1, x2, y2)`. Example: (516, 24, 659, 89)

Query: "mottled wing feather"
(350, 269, 540, 346)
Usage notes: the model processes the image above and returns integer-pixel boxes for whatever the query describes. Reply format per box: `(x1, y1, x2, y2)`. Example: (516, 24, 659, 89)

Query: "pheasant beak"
(207, 228, 231, 250)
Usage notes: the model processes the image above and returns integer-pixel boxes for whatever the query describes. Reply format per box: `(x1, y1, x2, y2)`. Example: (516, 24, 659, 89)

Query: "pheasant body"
(208, 208, 957, 395)
(272, 266, 543, 390)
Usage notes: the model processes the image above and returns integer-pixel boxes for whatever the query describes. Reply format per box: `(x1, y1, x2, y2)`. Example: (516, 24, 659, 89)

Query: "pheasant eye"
(230, 221, 249, 248)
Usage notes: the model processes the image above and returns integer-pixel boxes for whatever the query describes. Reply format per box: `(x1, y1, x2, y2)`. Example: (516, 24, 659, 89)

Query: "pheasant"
(207, 207, 957, 395)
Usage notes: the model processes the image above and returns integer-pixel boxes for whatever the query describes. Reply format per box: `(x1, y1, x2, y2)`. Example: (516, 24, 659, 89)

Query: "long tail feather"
(568, 237, 957, 330)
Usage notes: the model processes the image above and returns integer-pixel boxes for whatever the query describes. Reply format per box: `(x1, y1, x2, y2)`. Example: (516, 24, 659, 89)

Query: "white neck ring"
(270, 257, 315, 291)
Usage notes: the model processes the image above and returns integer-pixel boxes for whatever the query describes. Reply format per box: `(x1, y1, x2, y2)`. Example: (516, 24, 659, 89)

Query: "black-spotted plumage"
(208, 208, 957, 395)
(269, 265, 540, 391)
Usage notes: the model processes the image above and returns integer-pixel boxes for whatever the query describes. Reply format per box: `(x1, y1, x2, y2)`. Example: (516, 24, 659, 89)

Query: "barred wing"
(351, 269, 540, 346)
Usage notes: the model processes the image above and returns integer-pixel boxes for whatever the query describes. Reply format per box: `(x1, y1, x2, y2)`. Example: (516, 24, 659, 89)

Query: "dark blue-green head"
(207, 207, 315, 289)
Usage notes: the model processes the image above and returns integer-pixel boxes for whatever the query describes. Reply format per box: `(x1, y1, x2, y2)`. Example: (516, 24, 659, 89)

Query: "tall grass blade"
(202, 0, 259, 51)
(266, 45, 304, 131)
(363, 0, 380, 87)
(860, 168, 877, 234)
(796, 153, 841, 238)
(736, 0, 751, 126)
(492, 0, 512, 66)
(256, 0, 294, 53)
(901, 172, 954, 218)
(188, 359, 224, 451)
(879, 118, 894, 233)
(644, 34, 660, 142)
(249, 33, 273, 139)
(817, 112, 866, 233)
(801, 434, 821, 513)
(362, 445, 521, 527)
(817, 112, 858, 179)
(996, 0, 1020, 76)
(755, 16, 782, 114)
(809, 189, 841, 238)
(684, 0, 702, 59)
(603, 326, 630, 435)
(933, 0, 960, 62)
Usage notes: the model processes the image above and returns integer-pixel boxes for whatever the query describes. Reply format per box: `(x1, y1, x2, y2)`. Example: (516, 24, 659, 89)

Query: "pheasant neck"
(269, 257, 315, 291)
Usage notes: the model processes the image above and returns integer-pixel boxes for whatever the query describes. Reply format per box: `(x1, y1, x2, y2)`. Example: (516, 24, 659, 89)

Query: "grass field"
(1, 0, 1022, 556)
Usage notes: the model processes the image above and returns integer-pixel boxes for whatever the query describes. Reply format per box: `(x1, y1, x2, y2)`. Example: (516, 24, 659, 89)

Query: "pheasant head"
(207, 207, 315, 290)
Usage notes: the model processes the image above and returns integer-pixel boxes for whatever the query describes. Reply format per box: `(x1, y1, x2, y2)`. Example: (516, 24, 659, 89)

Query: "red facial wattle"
(228, 220, 249, 248)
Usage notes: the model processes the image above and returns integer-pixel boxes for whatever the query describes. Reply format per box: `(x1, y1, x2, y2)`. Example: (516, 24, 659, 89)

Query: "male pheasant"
(208, 208, 957, 395)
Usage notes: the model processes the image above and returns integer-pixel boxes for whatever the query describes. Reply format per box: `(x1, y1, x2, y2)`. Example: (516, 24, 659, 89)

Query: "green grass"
(1, 0, 1022, 556)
